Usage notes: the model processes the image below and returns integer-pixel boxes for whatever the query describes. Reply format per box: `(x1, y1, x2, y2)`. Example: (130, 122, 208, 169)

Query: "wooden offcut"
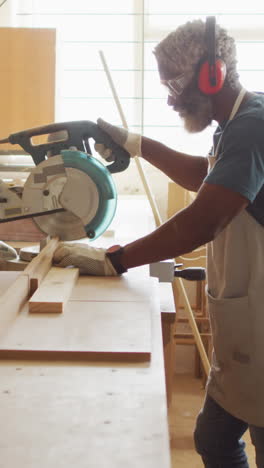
(29, 267, 79, 313)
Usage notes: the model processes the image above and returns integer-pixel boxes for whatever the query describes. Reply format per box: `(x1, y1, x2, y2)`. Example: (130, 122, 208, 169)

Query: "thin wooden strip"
(0, 274, 29, 340)
(29, 267, 79, 313)
(0, 349, 151, 362)
(22, 237, 59, 295)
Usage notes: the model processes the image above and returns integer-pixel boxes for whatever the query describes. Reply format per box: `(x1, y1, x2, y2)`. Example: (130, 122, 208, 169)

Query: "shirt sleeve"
(204, 117, 264, 203)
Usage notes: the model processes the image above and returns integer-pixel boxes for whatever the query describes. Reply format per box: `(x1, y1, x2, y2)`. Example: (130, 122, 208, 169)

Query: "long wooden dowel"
(99, 50, 210, 376)
(175, 278, 210, 375)
(99, 50, 162, 227)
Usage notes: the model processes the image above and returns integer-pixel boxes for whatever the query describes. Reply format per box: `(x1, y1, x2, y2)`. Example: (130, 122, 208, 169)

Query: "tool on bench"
(0, 121, 130, 240)
(149, 259, 206, 282)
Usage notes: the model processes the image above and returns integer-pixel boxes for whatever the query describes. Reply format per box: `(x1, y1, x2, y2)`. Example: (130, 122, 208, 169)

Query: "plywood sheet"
(70, 276, 154, 303)
(0, 301, 151, 362)
(0, 28, 55, 150)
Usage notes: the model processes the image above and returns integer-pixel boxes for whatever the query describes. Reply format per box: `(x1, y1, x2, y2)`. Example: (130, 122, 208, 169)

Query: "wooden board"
(0, 277, 170, 468)
(70, 276, 155, 302)
(22, 237, 59, 295)
(0, 28, 55, 150)
(0, 275, 29, 341)
(29, 267, 79, 313)
(0, 301, 151, 362)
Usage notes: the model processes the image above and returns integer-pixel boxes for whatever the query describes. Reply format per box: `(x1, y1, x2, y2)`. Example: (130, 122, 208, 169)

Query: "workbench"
(0, 196, 175, 468)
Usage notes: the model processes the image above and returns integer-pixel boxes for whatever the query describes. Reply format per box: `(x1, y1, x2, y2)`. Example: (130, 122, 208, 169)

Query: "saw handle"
(0, 120, 130, 172)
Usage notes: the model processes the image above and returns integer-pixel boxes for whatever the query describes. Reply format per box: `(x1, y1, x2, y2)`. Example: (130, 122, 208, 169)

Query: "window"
(2, 0, 264, 198)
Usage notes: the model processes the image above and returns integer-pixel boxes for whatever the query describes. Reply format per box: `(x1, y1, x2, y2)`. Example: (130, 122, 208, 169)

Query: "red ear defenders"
(198, 16, 227, 95)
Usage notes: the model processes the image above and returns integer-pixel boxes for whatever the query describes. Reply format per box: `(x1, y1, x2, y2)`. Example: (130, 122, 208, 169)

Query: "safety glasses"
(161, 73, 190, 97)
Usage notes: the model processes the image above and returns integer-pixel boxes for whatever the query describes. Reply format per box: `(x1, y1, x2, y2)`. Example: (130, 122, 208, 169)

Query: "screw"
(87, 230, 95, 238)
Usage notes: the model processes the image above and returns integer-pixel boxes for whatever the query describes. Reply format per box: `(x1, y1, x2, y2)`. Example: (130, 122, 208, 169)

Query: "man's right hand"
(95, 118, 142, 160)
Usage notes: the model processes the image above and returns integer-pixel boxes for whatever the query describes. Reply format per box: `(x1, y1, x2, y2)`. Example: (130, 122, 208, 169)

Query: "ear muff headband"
(198, 16, 227, 95)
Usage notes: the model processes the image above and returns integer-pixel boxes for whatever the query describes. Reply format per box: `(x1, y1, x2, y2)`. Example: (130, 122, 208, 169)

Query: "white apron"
(206, 90, 264, 426)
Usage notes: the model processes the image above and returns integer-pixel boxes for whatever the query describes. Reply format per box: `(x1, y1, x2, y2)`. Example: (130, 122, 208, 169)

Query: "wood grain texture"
(0, 238, 59, 335)
(29, 267, 79, 313)
(0, 28, 55, 150)
(22, 237, 59, 295)
(0, 203, 171, 468)
(0, 275, 29, 340)
(0, 301, 151, 362)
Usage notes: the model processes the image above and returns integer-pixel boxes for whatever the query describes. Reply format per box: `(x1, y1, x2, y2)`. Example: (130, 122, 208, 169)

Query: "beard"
(174, 88, 214, 133)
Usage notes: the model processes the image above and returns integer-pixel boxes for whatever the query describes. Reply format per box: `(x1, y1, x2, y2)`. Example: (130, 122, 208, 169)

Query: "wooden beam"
(29, 267, 79, 313)
(22, 237, 59, 295)
(0, 237, 60, 337)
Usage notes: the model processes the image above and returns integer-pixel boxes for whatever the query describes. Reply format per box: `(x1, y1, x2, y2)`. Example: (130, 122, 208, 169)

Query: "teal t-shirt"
(205, 92, 264, 225)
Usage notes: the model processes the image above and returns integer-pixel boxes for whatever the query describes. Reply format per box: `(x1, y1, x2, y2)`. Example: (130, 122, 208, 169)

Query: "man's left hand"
(53, 242, 118, 276)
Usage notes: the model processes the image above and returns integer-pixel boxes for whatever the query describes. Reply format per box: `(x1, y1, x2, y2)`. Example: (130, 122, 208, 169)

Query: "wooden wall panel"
(0, 27, 56, 150)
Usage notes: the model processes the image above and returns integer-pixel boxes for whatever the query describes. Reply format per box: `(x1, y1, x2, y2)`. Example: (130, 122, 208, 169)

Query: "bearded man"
(53, 17, 264, 467)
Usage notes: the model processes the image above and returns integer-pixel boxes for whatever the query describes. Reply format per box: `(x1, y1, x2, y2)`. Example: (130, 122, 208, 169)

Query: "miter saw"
(0, 121, 130, 241)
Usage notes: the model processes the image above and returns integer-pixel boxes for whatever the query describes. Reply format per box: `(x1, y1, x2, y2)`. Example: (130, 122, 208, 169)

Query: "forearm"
(141, 136, 208, 192)
(118, 182, 249, 271)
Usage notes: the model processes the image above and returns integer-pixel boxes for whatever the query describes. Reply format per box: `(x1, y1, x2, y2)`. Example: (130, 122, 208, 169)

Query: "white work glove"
(95, 118, 142, 160)
(0, 241, 17, 261)
(53, 242, 118, 276)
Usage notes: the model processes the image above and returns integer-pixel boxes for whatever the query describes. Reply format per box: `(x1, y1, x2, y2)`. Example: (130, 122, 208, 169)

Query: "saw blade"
(22, 154, 99, 240)
(33, 210, 87, 241)
(32, 166, 100, 241)
(22, 151, 117, 241)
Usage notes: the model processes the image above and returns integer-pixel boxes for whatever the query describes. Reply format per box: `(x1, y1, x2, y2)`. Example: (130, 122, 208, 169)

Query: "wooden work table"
(0, 196, 175, 468)
(0, 270, 171, 468)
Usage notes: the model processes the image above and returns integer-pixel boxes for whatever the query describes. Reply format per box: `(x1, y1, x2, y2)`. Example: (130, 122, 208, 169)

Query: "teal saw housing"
(61, 150, 117, 240)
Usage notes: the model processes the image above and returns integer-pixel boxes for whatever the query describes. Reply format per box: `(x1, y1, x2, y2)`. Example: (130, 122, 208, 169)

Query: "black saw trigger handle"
(4, 120, 130, 172)
(84, 121, 130, 173)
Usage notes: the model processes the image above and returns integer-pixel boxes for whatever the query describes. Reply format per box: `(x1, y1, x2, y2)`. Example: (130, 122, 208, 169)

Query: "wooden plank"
(0, 238, 59, 338)
(0, 28, 55, 150)
(22, 237, 59, 295)
(0, 301, 151, 362)
(0, 275, 29, 340)
(29, 267, 79, 314)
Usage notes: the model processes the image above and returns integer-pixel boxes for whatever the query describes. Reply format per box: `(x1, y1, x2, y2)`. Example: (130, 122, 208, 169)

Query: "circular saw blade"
(32, 166, 100, 241)
(23, 150, 117, 241)
(33, 210, 87, 241)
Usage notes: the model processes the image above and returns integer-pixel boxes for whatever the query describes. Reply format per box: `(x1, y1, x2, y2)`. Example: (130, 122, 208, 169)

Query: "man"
(54, 18, 264, 466)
